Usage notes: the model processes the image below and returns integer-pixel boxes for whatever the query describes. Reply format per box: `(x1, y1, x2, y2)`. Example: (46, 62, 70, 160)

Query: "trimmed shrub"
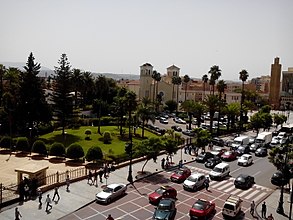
(0, 136, 12, 149)
(15, 137, 30, 152)
(85, 146, 103, 163)
(32, 140, 47, 155)
(49, 142, 65, 157)
(103, 131, 111, 144)
(66, 143, 84, 160)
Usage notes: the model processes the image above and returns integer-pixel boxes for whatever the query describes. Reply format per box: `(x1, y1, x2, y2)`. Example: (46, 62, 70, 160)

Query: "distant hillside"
(0, 62, 140, 80)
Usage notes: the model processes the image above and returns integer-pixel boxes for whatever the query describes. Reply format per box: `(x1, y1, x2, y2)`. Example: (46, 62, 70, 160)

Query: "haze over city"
(1, 0, 293, 80)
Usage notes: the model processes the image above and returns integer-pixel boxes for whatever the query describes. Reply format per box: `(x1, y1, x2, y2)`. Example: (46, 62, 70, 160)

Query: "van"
(222, 195, 242, 218)
(209, 162, 230, 180)
(255, 132, 272, 147)
(231, 136, 249, 150)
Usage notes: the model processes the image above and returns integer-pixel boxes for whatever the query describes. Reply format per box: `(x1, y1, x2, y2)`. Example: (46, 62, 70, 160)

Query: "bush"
(32, 140, 47, 155)
(66, 143, 84, 160)
(103, 131, 112, 144)
(0, 136, 12, 149)
(85, 146, 103, 162)
(15, 137, 30, 152)
(37, 123, 54, 135)
(49, 142, 65, 157)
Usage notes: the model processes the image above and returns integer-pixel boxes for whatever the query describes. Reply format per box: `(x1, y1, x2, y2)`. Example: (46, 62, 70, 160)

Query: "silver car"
(96, 183, 127, 204)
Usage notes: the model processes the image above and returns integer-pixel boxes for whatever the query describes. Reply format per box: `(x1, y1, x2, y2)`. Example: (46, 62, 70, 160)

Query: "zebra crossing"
(167, 165, 273, 202)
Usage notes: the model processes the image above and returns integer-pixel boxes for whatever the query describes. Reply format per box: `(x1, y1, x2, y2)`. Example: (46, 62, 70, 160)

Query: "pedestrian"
(161, 158, 165, 169)
(106, 214, 114, 220)
(88, 170, 93, 185)
(204, 177, 210, 191)
(52, 186, 60, 201)
(178, 160, 183, 168)
(38, 189, 42, 206)
(93, 170, 98, 186)
(188, 146, 192, 155)
(261, 201, 267, 218)
(98, 167, 103, 183)
(250, 200, 255, 216)
(24, 184, 29, 201)
(267, 213, 274, 220)
(104, 164, 109, 178)
(45, 194, 52, 212)
(15, 207, 22, 220)
(110, 163, 115, 172)
(66, 175, 70, 192)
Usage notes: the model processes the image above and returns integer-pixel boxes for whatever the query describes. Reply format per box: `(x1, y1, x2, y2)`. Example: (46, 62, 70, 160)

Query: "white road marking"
(218, 182, 234, 191)
(238, 188, 253, 197)
(245, 190, 260, 200)
(254, 192, 267, 202)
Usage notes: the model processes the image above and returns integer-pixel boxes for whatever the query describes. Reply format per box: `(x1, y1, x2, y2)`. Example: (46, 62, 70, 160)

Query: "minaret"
(139, 63, 153, 100)
(269, 57, 281, 109)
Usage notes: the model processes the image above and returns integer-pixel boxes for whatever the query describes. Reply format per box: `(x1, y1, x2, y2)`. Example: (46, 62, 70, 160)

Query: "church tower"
(139, 63, 153, 100)
(269, 57, 281, 109)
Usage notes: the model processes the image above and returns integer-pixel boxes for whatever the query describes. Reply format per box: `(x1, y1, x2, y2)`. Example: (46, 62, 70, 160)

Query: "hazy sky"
(1, 0, 292, 80)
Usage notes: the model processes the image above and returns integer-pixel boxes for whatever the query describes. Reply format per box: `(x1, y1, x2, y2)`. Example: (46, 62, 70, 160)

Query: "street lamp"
(276, 142, 290, 215)
(29, 127, 32, 154)
(126, 113, 133, 184)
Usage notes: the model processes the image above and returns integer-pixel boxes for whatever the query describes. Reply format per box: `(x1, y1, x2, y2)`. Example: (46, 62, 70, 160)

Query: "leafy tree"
(103, 131, 112, 144)
(80, 71, 95, 106)
(164, 100, 177, 113)
(193, 101, 206, 128)
(66, 143, 84, 160)
(71, 68, 83, 109)
(259, 105, 271, 114)
(112, 87, 128, 135)
(52, 54, 73, 136)
(125, 91, 138, 139)
(273, 114, 287, 129)
(249, 112, 264, 135)
(18, 52, 51, 132)
(134, 137, 163, 173)
(208, 65, 221, 95)
(0, 64, 6, 107)
(163, 139, 178, 163)
(49, 142, 65, 157)
(183, 74, 191, 101)
(15, 137, 30, 152)
(0, 136, 12, 149)
(194, 128, 211, 153)
(85, 146, 103, 163)
(32, 140, 47, 155)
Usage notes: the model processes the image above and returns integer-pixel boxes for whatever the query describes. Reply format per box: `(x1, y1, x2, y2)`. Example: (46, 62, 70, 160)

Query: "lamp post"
(127, 112, 133, 184)
(277, 143, 289, 215)
(29, 127, 32, 154)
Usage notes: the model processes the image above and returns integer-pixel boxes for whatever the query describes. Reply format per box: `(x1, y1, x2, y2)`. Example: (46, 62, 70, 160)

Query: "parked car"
(174, 117, 186, 124)
(195, 152, 214, 163)
(205, 156, 222, 169)
(248, 136, 255, 145)
(153, 198, 177, 220)
(271, 171, 289, 186)
(159, 117, 168, 124)
(221, 151, 237, 161)
(222, 195, 242, 219)
(189, 199, 216, 220)
(236, 145, 250, 156)
(182, 129, 195, 136)
(149, 185, 177, 205)
(171, 125, 182, 132)
(96, 183, 127, 204)
(237, 154, 253, 166)
(170, 167, 191, 183)
(210, 147, 226, 157)
(211, 137, 224, 147)
(234, 174, 255, 189)
(270, 136, 281, 148)
(183, 173, 206, 191)
(255, 147, 268, 157)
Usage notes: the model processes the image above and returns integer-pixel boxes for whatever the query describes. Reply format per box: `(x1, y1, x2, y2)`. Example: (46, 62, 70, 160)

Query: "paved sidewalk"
(0, 147, 291, 220)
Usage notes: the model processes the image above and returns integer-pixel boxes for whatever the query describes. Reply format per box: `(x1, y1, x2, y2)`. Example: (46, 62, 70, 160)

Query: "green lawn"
(39, 126, 158, 157)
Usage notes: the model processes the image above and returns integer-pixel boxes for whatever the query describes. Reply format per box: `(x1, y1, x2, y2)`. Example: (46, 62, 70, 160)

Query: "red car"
(221, 151, 237, 161)
(148, 185, 177, 205)
(170, 167, 191, 183)
(189, 199, 216, 219)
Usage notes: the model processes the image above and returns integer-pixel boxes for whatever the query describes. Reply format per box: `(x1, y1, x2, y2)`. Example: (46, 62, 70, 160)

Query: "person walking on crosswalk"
(250, 200, 255, 216)
(204, 177, 210, 191)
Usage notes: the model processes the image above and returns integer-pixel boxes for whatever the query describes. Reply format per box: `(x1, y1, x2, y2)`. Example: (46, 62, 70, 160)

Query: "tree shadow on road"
(135, 173, 171, 185)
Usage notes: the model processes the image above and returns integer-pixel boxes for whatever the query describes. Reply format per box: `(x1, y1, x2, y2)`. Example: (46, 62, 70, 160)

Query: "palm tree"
(208, 65, 221, 95)
(180, 100, 195, 130)
(224, 103, 240, 131)
(137, 97, 155, 138)
(151, 70, 161, 105)
(0, 64, 6, 107)
(239, 69, 249, 131)
(193, 101, 206, 128)
(183, 75, 191, 101)
(172, 76, 182, 115)
(202, 74, 208, 100)
(204, 95, 220, 133)
(216, 80, 227, 100)
(171, 76, 177, 101)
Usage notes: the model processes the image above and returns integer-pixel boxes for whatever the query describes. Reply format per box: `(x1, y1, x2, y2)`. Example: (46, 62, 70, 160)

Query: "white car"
(237, 154, 253, 166)
(183, 173, 206, 191)
(271, 136, 281, 146)
(96, 183, 127, 204)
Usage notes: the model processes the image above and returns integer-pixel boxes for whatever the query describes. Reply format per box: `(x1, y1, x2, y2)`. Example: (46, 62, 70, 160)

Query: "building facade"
(269, 57, 282, 109)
